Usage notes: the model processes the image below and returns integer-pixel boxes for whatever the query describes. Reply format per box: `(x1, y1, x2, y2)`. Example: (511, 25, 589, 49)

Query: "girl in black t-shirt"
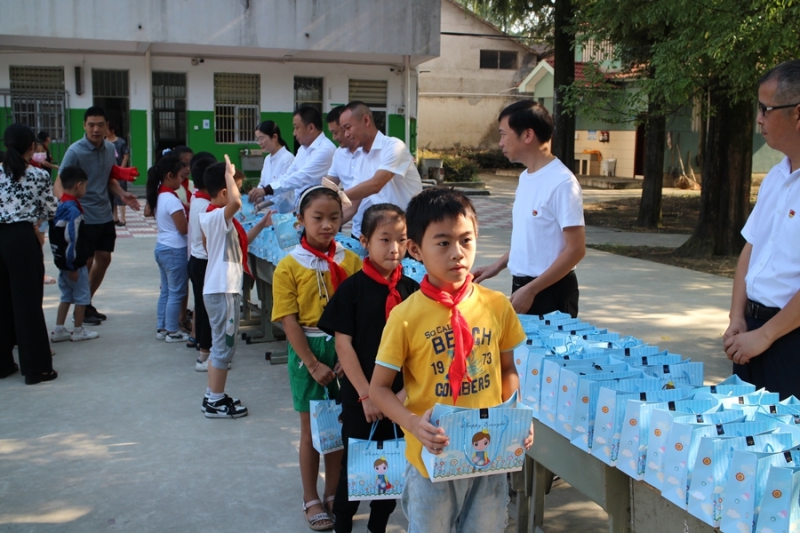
(318, 203, 419, 533)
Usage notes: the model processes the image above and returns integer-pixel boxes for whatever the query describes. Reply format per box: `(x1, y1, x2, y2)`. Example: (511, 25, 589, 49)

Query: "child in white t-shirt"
(146, 154, 190, 343)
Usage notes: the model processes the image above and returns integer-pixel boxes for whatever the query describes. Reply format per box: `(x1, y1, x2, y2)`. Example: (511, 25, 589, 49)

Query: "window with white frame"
(348, 79, 388, 133)
(214, 73, 260, 143)
(9, 66, 67, 141)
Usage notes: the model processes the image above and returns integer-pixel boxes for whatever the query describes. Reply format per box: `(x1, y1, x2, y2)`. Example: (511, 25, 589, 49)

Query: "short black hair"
(294, 106, 323, 131)
(342, 101, 375, 124)
(204, 162, 228, 198)
(360, 203, 405, 240)
(405, 187, 478, 245)
(759, 59, 800, 106)
(37, 131, 50, 143)
(84, 106, 107, 122)
(191, 156, 216, 190)
(326, 105, 346, 125)
(171, 146, 194, 160)
(60, 165, 89, 190)
(298, 185, 342, 216)
(498, 100, 553, 143)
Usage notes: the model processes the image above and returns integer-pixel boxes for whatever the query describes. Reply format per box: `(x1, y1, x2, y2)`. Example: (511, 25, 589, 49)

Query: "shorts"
(288, 334, 339, 412)
(58, 266, 91, 305)
(401, 463, 509, 533)
(83, 221, 117, 255)
(204, 292, 241, 370)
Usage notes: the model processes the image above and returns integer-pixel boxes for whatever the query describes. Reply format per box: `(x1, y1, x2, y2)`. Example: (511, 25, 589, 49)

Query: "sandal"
(302, 499, 333, 531)
(43, 275, 56, 285)
(186, 336, 198, 348)
(323, 495, 335, 522)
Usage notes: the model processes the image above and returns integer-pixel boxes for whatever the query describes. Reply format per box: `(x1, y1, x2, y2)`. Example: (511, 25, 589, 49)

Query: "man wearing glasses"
(723, 59, 800, 400)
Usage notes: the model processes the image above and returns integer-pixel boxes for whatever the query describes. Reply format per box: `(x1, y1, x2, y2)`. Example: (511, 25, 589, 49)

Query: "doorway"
(92, 69, 130, 146)
(152, 72, 187, 157)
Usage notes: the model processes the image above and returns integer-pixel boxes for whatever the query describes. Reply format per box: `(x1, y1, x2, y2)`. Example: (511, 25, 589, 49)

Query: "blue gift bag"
(347, 423, 406, 501)
(273, 212, 301, 250)
(309, 391, 343, 455)
(753, 465, 800, 533)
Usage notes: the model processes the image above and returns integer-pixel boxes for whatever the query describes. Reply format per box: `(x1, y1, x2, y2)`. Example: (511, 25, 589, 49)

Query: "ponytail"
(2, 123, 36, 182)
(145, 154, 183, 215)
(256, 120, 287, 148)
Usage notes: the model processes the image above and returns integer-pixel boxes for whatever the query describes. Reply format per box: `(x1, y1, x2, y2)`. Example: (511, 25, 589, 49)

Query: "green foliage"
(457, 0, 555, 44)
(442, 156, 480, 182)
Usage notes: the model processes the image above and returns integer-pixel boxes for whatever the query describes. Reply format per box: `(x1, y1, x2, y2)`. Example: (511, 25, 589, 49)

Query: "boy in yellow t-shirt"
(370, 187, 530, 533)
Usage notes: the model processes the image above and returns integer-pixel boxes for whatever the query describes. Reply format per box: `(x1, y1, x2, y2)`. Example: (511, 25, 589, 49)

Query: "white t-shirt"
(270, 133, 336, 206)
(156, 192, 188, 249)
(327, 147, 358, 190)
(508, 158, 584, 278)
(200, 208, 243, 295)
(188, 195, 211, 259)
(350, 131, 422, 238)
(258, 146, 295, 189)
(742, 156, 800, 308)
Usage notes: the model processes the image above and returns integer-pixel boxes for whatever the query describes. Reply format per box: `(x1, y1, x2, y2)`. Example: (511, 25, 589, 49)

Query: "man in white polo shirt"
(248, 107, 335, 210)
(724, 60, 800, 400)
(338, 101, 422, 238)
(473, 100, 586, 316)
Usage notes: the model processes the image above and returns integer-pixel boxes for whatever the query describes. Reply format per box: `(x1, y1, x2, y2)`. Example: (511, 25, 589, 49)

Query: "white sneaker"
(165, 331, 190, 343)
(50, 329, 71, 343)
(195, 359, 231, 372)
(156, 329, 167, 340)
(71, 328, 99, 342)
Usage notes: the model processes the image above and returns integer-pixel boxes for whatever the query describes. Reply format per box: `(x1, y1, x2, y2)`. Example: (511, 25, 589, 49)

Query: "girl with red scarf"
(318, 204, 419, 533)
(145, 155, 190, 343)
(272, 185, 362, 531)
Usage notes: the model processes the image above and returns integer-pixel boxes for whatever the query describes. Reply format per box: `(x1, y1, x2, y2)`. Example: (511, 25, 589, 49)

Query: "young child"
(49, 166, 100, 342)
(272, 185, 362, 531)
(370, 187, 531, 533)
(146, 155, 190, 343)
(199, 156, 271, 418)
(318, 203, 419, 533)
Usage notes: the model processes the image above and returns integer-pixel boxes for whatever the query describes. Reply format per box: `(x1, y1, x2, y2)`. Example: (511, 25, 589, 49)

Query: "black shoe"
(86, 304, 107, 321)
(81, 314, 102, 326)
(0, 362, 19, 379)
(25, 369, 58, 385)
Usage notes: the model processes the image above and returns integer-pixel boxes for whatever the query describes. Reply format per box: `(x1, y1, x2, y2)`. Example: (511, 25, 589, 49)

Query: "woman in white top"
(145, 154, 190, 343)
(249, 120, 294, 208)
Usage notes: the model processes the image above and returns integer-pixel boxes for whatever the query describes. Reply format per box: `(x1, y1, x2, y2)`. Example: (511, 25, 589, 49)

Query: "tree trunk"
(551, 0, 575, 173)
(675, 90, 753, 257)
(637, 103, 667, 228)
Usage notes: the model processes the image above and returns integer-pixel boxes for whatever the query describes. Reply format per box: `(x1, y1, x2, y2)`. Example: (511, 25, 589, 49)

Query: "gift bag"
(309, 391, 343, 455)
(688, 431, 793, 526)
(273, 212, 302, 250)
(642, 361, 704, 387)
(621, 354, 685, 368)
(720, 445, 800, 533)
(753, 465, 800, 533)
(719, 390, 781, 409)
(643, 398, 719, 488)
(347, 422, 406, 501)
(694, 375, 756, 397)
(592, 386, 692, 467)
(421, 396, 532, 482)
(519, 350, 556, 417)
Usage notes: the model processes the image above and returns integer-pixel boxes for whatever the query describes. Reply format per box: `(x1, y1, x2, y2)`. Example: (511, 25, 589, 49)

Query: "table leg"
(530, 459, 548, 533)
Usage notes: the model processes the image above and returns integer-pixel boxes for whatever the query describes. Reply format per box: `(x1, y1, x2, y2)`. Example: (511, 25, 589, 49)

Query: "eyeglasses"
(758, 101, 800, 117)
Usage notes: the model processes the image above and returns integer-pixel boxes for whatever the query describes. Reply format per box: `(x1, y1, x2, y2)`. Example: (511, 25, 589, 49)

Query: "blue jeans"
(401, 463, 509, 533)
(154, 244, 188, 332)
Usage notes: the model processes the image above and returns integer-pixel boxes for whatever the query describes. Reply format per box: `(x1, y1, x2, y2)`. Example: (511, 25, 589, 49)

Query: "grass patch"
(587, 244, 738, 279)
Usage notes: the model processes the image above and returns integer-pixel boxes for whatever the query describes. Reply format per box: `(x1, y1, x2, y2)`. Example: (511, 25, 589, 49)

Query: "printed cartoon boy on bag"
(472, 429, 491, 466)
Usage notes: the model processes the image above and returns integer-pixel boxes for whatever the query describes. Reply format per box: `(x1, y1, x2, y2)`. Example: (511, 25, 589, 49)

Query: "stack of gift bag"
(237, 199, 426, 281)
(517, 310, 800, 533)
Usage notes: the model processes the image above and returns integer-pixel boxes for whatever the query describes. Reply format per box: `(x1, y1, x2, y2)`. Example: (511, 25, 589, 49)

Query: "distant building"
(0, 0, 440, 170)
(417, 0, 539, 151)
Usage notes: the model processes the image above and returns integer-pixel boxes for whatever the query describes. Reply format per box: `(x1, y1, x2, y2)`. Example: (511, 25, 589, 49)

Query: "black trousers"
(733, 315, 800, 401)
(188, 256, 211, 351)
(333, 402, 402, 533)
(0, 223, 53, 376)
(512, 270, 579, 318)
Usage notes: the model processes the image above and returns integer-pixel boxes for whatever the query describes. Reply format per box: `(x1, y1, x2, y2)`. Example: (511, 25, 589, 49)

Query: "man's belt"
(745, 299, 781, 321)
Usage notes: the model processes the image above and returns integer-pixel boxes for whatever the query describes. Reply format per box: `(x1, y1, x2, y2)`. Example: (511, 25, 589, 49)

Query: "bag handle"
(367, 420, 400, 443)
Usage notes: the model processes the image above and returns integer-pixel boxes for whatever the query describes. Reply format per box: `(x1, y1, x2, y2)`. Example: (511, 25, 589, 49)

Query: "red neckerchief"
(159, 184, 189, 218)
(194, 190, 211, 202)
(181, 179, 192, 204)
(361, 257, 403, 319)
(300, 236, 347, 291)
(420, 274, 474, 405)
(60, 193, 83, 213)
(206, 203, 252, 278)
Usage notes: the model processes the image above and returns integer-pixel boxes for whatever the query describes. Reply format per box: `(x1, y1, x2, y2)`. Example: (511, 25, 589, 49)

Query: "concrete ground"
(1, 178, 734, 533)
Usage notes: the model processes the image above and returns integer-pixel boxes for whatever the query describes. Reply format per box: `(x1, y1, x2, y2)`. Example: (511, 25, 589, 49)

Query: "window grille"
(92, 70, 129, 97)
(153, 72, 187, 146)
(294, 77, 323, 114)
(581, 39, 615, 63)
(348, 79, 388, 133)
(9, 66, 67, 141)
(479, 50, 518, 70)
(214, 73, 260, 143)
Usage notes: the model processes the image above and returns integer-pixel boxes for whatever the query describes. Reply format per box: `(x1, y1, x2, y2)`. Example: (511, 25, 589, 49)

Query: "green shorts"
(288, 335, 340, 412)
